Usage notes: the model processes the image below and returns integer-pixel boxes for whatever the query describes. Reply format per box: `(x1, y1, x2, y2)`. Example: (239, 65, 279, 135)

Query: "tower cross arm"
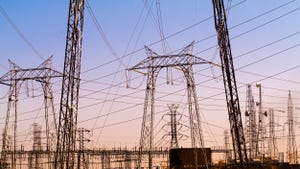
(127, 54, 212, 71)
(0, 68, 63, 82)
(127, 43, 215, 72)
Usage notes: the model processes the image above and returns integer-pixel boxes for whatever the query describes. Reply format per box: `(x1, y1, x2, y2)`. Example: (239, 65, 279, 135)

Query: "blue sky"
(0, 0, 300, 158)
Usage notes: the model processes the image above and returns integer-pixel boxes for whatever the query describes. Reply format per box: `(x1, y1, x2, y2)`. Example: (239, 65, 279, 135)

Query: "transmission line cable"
(81, 0, 293, 73)
(0, 5, 45, 61)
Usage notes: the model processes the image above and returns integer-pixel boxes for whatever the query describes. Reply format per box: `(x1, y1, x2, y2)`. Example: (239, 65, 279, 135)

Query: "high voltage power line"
(0, 1, 299, 167)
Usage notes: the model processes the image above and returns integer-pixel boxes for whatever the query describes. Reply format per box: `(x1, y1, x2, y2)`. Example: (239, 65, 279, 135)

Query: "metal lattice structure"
(224, 130, 231, 162)
(0, 147, 169, 168)
(168, 104, 179, 149)
(287, 91, 297, 164)
(127, 42, 211, 168)
(267, 108, 278, 158)
(0, 57, 62, 169)
(244, 84, 257, 159)
(77, 128, 90, 169)
(256, 83, 267, 157)
(212, 0, 248, 166)
(54, 0, 85, 168)
(32, 123, 42, 169)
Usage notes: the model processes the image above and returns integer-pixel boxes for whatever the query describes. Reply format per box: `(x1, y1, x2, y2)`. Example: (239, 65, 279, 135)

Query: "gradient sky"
(0, 0, 300, 159)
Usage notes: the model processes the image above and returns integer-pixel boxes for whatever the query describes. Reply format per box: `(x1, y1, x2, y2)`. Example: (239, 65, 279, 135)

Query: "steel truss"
(212, 0, 248, 166)
(287, 91, 297, 164)
(0, 57, 62, 169)
(127, 41, 211, 168)
(54, 0, 85, 168)
(245, 84, 257, 159)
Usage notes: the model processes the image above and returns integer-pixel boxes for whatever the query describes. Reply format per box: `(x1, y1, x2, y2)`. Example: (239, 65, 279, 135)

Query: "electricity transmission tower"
(161, 104, 184, 149)
(212, 0, 248, 166)
(245, 84, 257, 160)
(0, 57, 61, 169)
(168, 104, 180, 149)
(127, 41, 211, 169)
(267, 108, 278, 159)
(287, 91, 297, 164)
(54, 0, 85, 168)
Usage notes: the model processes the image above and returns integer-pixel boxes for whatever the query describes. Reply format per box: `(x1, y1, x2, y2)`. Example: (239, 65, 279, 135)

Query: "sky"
(0, 0, 300, 160)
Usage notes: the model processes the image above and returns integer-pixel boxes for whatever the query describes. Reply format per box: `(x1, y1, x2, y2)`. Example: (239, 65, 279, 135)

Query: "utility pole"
(54, 0, 85, 168)
(245, 84, 257, 160)
(212, 0, 248, 166)
(287, 91, 297, 164)
(127, 42, 211, 168)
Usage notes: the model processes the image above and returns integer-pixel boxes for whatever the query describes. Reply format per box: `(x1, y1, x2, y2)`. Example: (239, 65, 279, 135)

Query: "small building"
(169, 148, 211, 169)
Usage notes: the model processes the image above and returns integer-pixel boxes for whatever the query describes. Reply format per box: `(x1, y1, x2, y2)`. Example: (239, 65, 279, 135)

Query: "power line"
(86, 0, 125, 68)
(81, 0, 249, 73)
(79, 3, 300, 89)
(81, 0, 296, 74)
(78, 40, 300, 108)
(0, 5, 45, 61)
(75, 62, 300, 127)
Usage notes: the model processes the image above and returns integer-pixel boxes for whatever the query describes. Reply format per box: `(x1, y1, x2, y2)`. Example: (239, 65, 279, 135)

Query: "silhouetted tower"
(224, 130, 231, 162)
(212, 0, 248, 166)
(168, 104, 179, 148)
(244, 84, 257, 159)
(267, 108, 278, 158)
(256, 83, 267, 157)
(287, 91, 297, 164)
(54, 0, 85, 168)
(127, 42, 211, 168)
(77, 128, 90, 169)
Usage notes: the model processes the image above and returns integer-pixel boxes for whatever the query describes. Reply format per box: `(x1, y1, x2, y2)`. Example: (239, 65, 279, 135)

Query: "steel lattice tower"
(287, 91, 297, 164)
(0, 57, 62, 169)
(212, 0, 248, 166)
(168, 104, 179, 148)
(267, 108, 278, 159)
(244, 84, 257, 160)
(0, 61, 22, 169)
(127, 42, 211, 169)
(54, 0, 85, 168)
(256, 83, 267, 157)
